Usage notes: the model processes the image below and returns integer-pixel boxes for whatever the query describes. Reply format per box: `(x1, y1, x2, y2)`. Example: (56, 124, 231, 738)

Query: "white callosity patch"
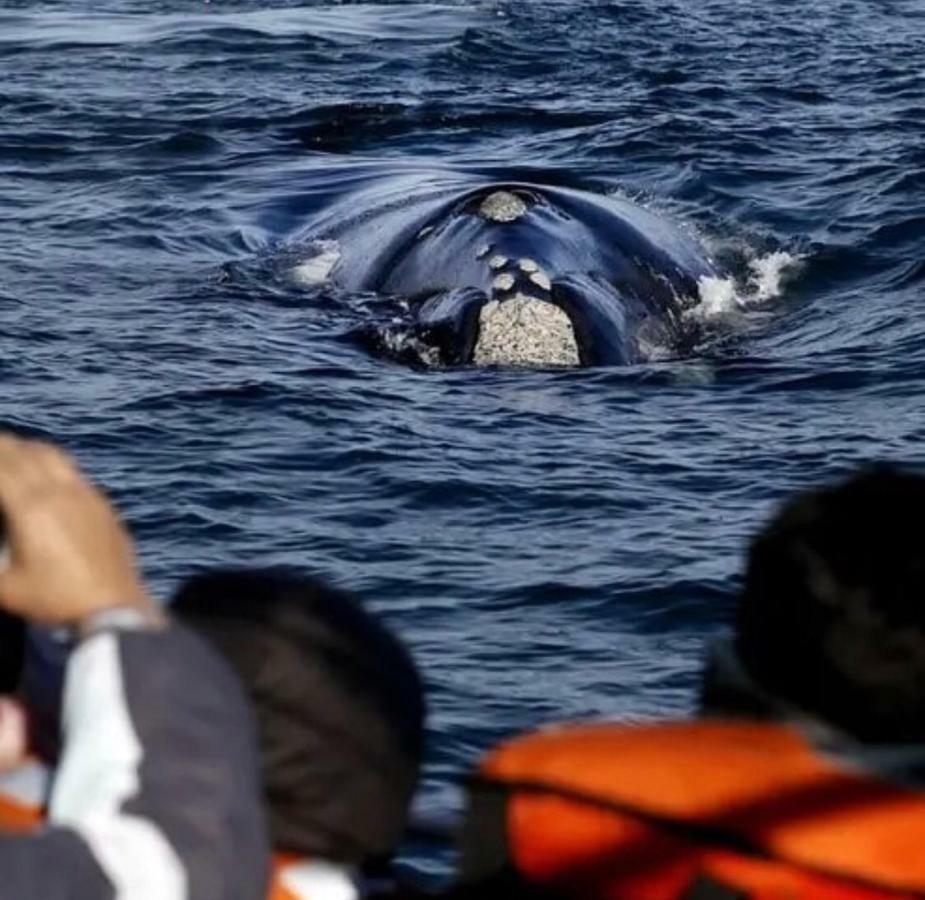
(530, 269, 552, 291)
(492, 272, 515, 292)
(478, 191, 527, 223)
(518, 258, 538, 273)
(473, 293, 580, 367)
(488, 255, 508, 270)
(291, 240, 342, 287)
(381, 326, 443, 367)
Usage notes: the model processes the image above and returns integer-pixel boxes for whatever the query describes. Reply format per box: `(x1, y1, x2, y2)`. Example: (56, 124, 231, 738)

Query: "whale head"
(395, 189, 658, 367)
(313, 180, 716, 368)
(414, 275, 640, 368)
(405, 190, 649, 367)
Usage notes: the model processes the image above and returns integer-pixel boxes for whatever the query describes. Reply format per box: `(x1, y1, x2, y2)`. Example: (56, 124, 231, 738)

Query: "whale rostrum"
(293, 178, 719, 367)
(473, 294, 581, 367)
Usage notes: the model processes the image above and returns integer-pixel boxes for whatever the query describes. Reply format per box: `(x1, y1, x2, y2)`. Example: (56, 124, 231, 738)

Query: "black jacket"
(0, 624, 270, 900)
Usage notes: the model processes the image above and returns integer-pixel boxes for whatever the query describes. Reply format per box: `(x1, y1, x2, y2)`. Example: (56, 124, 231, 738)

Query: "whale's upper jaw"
(472, 293, 581, 367)
(465, 189, 638, 367)
(469, 247, 582, 367)
(414, 254, 638, 369)
(466, 281, 639, 368)
(405, 187, 647, 367)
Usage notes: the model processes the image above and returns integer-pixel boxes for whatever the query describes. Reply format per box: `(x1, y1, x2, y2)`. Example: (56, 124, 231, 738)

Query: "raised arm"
(0, 435, 270, 900)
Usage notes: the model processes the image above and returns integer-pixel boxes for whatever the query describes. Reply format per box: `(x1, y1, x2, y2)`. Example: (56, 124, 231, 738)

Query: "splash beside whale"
(292, 177, 721, 367)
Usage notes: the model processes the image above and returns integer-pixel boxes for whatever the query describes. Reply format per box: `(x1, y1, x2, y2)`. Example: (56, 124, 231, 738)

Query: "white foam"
(696, 275, 740, 317)
(600, 189, 801, 323)
(291, 240, 341, 287)
(750, 250, 795, 302)
(693, 250, 800, 319)
(380, 327, 442, 367)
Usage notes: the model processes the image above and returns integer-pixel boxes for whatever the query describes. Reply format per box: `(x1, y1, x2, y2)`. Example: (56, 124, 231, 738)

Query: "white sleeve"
(0, 625, 270, 900)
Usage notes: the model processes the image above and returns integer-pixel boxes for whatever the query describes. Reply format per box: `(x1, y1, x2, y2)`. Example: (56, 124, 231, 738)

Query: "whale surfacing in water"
(298, 179, 720, 367)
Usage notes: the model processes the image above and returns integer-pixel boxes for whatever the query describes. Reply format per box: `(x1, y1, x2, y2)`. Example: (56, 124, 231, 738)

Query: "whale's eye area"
(473, 295, 580, 367)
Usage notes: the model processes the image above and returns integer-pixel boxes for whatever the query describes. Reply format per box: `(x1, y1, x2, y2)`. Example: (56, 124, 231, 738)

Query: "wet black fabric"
(459, 781, 511, 886)
(0, 829, 114, 899)
(682, 875, 750, 900)
(0, 626, 269, 900)
(0, 610, 24, 693)
(736, 467, 925, 744)
(172, 569, 426, 865)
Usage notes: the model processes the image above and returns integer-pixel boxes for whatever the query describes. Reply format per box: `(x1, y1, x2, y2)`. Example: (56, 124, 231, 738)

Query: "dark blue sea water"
(2, 0, 924, 878)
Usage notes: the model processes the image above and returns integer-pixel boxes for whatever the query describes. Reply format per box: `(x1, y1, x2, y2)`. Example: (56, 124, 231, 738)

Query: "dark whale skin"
(303, 178, 720, 366)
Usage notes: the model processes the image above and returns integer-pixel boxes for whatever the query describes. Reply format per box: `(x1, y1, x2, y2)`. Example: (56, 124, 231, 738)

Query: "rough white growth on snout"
(479, 191, 527, 223)
(530, 269, 552, 291)
(489, 255, 509, 270)
(473, 294, 580, 367)
(518, 258, 538, 273)
(492, 272, 516, 292)
(291, 240, 341, 286)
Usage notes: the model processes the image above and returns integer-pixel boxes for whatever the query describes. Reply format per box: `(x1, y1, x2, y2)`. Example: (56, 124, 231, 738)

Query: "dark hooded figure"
(460, 467, 925, 900)
(172, 569, 426, 900)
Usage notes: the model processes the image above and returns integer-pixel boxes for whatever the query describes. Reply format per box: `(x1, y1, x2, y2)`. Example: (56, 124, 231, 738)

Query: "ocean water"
(2, 0, 924, 878)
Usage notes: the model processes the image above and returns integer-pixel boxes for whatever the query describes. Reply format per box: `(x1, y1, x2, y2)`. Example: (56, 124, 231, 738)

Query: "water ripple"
(2, 0, 925, 877)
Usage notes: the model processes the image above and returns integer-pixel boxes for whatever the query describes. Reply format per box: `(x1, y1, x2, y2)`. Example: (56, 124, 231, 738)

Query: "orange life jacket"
(0, 759, 46, 833)
(0, 762, 357, 900)
(462, 720, 925, 899)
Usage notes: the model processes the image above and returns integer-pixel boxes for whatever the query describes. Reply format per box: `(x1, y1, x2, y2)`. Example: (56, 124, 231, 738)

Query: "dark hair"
(737, 466, 925, 743)
(171, 569, 426, 864)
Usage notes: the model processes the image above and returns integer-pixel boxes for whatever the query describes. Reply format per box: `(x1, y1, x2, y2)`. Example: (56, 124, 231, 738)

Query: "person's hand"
(0, 435, 159, 626)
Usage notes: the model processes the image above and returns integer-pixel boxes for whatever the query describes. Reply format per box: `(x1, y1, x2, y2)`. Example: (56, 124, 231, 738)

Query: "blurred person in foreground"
(0, 510, 427, 895)
(171, 570, 427, 900)
(0, 434, 268, 899)
(458, 467, 925, 899)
